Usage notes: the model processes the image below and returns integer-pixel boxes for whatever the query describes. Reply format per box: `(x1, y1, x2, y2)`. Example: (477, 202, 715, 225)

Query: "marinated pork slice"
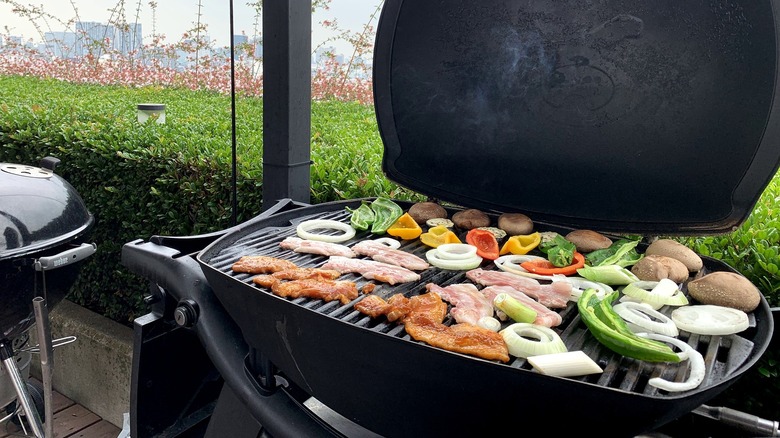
(426, 283, 494, 326)
(322, 256, 421, 284)
(479, 285, 563, 328)
(351, 240, 430, 271)
(232, 255, 297, 274)
(280, 236, 356, 258)
(354, 292, 509, 363)
(466, 268, 571, 308)
(252, 267, 342, 288)
(268, 278, 359, 305)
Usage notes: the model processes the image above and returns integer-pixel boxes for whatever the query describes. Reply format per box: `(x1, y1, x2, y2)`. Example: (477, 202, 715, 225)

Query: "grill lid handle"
(34, 243, 97, 271)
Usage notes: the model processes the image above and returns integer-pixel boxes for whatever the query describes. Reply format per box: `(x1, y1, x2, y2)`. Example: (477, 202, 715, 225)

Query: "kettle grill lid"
(373, 0, 780, 235)
(0, 161, 94, 260)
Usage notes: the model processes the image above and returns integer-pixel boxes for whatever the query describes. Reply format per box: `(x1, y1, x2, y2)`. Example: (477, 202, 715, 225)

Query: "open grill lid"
(373, 0, 780, 235)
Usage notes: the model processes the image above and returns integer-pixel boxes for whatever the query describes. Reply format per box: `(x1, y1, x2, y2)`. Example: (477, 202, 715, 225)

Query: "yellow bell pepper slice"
(419, 225, 462, 248)
(500, 232, 541, 255)
(387, 213, 423, 240)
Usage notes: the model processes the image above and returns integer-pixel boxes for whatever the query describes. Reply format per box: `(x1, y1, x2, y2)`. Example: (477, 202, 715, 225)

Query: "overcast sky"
(0, 0, 383, 55)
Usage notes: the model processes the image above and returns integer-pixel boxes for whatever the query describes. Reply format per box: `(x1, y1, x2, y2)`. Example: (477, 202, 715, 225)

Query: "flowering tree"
(0, 0, 382, 104)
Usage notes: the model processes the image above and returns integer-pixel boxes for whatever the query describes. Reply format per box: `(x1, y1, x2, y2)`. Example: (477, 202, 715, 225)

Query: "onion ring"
(425, 249, 482, 270)
(499, 323, 567, 358)
(493, 255, 553, 280)
(613, 301, 679, 337)
(296, 219, 356, 243)
(638, 333, 705, 392)
(436, 243, 478, 260)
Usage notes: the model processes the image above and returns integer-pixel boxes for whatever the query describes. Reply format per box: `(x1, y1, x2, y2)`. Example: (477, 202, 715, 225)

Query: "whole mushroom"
(452, 209, 491, 230)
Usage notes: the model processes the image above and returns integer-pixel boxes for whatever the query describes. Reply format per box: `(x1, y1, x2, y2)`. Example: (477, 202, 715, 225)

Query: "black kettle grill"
(0, 157, 96, 437)
(122, 0, 780, 437)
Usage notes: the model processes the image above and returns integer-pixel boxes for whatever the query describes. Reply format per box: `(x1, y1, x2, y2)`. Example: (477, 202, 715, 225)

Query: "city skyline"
(0, 0, 382, 55)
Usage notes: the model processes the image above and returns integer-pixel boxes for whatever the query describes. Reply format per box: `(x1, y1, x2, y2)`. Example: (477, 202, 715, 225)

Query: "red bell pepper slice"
(466, 229, 499, 260)
(520, 252, 586, 276)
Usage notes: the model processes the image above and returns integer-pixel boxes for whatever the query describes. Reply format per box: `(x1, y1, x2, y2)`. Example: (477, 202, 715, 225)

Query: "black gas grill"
(123, 0, 780, 437)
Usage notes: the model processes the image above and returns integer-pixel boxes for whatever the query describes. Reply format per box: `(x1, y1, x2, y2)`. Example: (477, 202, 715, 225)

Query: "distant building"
(43, 31, 78, 58)
(74, 21, 142, 57)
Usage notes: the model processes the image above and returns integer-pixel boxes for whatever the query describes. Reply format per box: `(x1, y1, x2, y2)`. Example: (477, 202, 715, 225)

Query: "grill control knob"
(174, 300, 199, 328)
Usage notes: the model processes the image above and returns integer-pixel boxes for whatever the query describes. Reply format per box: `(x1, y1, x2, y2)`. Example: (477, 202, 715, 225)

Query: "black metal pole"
(229, 0, 238, 226)
(261, 0, 312, 210)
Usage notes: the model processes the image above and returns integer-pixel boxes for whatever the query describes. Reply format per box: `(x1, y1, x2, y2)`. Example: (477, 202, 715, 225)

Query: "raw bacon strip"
(280, 236, 356, 258)
(426, 283, 494, 326)
(351, 240, 429, 271)
(466, 268, 571, 309)
(232, 255, 297, 274)
(479, 285, 563, 328)
(354, 292, 510, 363)
(322, 256, 421, 285)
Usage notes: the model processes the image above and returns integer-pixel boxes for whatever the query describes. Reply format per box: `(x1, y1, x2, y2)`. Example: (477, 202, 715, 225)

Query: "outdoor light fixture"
(136, 103, 166, 124)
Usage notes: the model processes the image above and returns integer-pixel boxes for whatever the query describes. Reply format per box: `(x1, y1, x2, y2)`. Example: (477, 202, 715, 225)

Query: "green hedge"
(0, 75, 421, 324)
(1, 75, 778, 419)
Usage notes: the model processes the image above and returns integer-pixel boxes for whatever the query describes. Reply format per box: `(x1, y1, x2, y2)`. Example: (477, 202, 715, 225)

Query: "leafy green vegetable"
(585, 239, 643, 267)
(539, 233, 576, 267)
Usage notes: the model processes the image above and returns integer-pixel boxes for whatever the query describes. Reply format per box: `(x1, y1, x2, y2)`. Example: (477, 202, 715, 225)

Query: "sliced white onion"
(494, 255, 554, 280)
(638, 333, 705, 392)
(551, 275, 613, 302)
(436, 243, 478, 260)
(670, 305, 749, 335)
(477, 316, 501, 332)
(372, 237, 401, 249)
(425, 249, 483, 270)
(613, 301, 679, 337)
(499, 323, 567, 358)
(527, 350, 603, 377)
(296, 219, 356, 243)
(621, 279, 689, 309)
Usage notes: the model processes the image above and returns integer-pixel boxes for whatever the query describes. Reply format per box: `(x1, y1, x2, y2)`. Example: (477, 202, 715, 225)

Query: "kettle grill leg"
(0, 342, 44, 438)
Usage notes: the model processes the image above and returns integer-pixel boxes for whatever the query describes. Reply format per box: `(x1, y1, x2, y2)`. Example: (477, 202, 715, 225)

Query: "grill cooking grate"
(206, 208, 756, 399)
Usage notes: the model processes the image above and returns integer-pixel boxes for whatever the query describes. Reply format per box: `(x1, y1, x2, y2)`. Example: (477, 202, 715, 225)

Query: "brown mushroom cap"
(645, 239, 703, 272)
(408, 202, 447, 224)
(565, 230, 612, 253)
(687, 271, 761, 312)
(497, 213, 533, 236)
(452, 208, 491, 230)
(631, 254, 689, 283)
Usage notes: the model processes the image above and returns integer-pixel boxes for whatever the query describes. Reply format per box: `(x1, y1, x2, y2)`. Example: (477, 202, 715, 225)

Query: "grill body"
(194, 199, 773, 438)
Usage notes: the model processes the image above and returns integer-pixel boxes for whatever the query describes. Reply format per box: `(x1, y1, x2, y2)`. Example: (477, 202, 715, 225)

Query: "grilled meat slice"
(426, 283, 494, 326)
(322, 256, 421, 284)
(280, 236, 357, 258)
(270, 267, 342, 281)
(266, 278, 359, 305)
(466, 268, 571, 308)
(479, 285, 563, 328)
(351, 240, 430, 271)
(354, 291, 509, 362)
(232, 255, 297, 274)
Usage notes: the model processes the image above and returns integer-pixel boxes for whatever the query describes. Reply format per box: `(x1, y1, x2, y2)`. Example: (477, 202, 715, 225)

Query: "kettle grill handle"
(34, 243, 97, 271)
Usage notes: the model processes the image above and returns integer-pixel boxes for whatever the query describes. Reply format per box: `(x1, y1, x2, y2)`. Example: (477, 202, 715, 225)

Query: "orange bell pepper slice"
(520, 252, 586, 276)
(387, 213, 422, 240)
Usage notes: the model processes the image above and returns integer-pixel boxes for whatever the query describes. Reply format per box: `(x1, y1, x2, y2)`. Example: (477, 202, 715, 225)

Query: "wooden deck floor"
(0, 380, 120, 438)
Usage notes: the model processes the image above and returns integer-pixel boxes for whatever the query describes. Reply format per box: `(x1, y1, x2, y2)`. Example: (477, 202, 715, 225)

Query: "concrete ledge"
(29, 299, 132, 428)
